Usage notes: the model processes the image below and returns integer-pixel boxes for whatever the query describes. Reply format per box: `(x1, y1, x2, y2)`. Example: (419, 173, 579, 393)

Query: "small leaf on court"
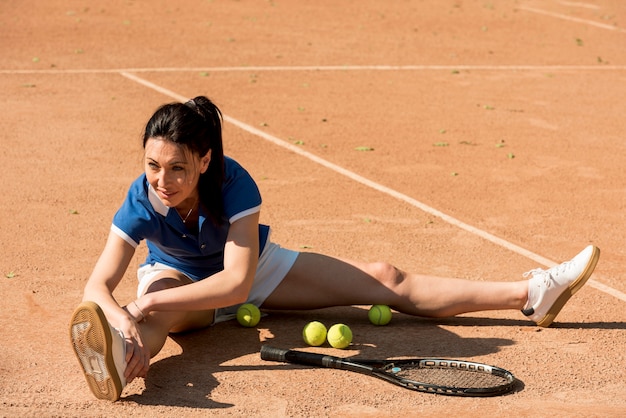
(5, 272, 16, 279)
(433, 142, 449, 147)
(355, 146, 374, 151)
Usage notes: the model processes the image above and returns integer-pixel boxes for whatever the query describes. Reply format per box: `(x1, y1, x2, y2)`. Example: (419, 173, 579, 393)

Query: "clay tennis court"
(1, 0, 625, 416)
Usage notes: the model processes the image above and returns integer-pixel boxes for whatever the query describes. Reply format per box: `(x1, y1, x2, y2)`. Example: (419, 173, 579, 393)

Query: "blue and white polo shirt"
(111, 156, 270, 281)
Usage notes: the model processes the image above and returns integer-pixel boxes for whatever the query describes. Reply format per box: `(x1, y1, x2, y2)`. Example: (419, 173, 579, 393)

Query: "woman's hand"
(119, 305, 151, 382)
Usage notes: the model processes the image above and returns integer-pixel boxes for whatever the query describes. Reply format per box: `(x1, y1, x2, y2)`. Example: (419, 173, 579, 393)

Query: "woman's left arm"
(218, 210, 261, 303)
(137, 211, 260, 312)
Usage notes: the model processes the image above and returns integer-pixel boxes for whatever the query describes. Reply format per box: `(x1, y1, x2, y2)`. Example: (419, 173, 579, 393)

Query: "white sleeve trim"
(111, 224, 139, 249)
(229, 204, 261, 224)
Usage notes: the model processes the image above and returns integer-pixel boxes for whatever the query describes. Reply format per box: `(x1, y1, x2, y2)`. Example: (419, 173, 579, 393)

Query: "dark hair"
(143, 96, 225, 224)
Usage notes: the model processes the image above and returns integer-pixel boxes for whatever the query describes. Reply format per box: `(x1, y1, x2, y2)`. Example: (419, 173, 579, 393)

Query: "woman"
(69, 96, 600, 401)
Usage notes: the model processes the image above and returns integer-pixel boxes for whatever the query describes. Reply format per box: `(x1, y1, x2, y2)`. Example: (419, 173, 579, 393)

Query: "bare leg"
(262, 253, 528, 318)
(135, 270, 215, 357)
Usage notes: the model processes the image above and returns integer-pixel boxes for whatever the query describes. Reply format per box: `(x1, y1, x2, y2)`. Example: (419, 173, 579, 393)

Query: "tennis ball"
(302, 321, 327, 346)
(327, 323, 353, 349)
(368, 304, 392, 326)
(236, 303, 261, 327)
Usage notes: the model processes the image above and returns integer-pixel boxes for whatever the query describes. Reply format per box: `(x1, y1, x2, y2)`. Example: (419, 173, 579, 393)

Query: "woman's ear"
(200, 149, 212, 174)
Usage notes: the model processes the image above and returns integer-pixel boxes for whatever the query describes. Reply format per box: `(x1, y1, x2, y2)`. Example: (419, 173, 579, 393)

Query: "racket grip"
(260, 346, 290, 362)
(261, 346, 341, 368)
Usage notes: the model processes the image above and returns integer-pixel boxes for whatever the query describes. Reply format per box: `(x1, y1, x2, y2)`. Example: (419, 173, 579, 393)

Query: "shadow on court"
(125, 306, 539, 407)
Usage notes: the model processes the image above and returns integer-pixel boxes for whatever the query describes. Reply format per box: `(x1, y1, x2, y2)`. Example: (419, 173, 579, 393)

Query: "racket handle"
(260, 346, 374, 375)
(261, 346, 342, 368)
(260, 346, 291, 362)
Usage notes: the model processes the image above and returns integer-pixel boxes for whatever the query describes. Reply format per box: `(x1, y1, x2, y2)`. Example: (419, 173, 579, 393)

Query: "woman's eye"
(147, 162, 159, 170)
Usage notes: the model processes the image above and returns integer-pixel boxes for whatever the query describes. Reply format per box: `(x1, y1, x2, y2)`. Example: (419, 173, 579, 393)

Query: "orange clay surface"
(1, 0, 625, 416)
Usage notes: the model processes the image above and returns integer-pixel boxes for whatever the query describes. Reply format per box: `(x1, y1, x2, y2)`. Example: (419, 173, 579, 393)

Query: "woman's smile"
(156, 188, 178, 199)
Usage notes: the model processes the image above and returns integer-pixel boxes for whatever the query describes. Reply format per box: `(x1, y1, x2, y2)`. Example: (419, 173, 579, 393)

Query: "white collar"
(147, 183, 169, 217)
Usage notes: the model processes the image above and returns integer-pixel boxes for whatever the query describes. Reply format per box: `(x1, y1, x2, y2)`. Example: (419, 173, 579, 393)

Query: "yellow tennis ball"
(327, 323, 353, 349)
(236, 303, 261, 327)
(302, 321, 327, 346)
(368, 304, 392, 326)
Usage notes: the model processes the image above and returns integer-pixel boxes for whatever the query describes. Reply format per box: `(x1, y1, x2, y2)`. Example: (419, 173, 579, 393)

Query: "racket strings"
(392, 364, 510, 389)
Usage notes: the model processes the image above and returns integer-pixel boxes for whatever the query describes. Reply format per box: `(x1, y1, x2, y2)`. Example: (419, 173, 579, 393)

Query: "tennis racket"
(260, 346, 516, 397)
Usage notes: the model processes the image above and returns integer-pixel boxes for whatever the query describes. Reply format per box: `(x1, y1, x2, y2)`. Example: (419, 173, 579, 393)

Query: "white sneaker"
(522, 245, 600, 327)
(69, 301, 127, 401)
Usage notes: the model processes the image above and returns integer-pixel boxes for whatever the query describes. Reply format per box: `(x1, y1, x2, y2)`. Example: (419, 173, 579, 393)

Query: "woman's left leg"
(261, 252, 528, 318)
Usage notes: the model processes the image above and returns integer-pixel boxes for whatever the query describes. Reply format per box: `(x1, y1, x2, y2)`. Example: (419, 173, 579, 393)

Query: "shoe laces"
(523, 260, 572, 286)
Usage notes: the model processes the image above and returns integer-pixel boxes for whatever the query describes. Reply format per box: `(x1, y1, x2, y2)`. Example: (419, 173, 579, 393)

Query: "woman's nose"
(156, 170, 168, 188)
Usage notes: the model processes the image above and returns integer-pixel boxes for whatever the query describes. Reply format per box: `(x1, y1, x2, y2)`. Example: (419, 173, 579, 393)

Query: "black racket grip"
(261, 346, 343, 368)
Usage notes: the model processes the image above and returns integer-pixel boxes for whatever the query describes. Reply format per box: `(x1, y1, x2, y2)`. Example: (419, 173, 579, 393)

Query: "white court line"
(520, 5, 626, 33)
(3, 64, 626, 75)
(120, 71, 626, 304)
(555, 1, 599, 9)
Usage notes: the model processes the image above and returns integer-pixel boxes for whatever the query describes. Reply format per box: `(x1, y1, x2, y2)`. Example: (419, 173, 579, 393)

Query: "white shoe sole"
(69, 301, 124, 401)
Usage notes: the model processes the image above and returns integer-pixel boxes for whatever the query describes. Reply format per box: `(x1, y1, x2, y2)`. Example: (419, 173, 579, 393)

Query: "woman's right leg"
(135, 270, 215, 357)
(69, 270, 215, 402)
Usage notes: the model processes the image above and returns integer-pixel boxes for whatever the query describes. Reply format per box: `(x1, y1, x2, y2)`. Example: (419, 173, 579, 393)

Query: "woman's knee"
(142, 270, 193, 295)
(367, 261, 404, 288)
(140, 271, 215, 332)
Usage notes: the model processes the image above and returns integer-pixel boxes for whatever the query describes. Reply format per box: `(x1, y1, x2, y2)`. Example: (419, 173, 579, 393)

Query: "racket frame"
(260, 345, 516, 397)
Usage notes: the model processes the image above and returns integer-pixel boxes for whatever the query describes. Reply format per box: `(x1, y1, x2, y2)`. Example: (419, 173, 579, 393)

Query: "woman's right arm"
(82, 230, 151, 381)
(83, 230, 137, 328)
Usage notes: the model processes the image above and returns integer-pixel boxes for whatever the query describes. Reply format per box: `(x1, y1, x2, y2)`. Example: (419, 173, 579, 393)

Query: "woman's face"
(144, 137, 211, 208)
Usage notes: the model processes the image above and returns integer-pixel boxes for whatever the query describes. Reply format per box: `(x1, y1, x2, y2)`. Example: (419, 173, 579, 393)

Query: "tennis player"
(69, 96, 600, 401)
